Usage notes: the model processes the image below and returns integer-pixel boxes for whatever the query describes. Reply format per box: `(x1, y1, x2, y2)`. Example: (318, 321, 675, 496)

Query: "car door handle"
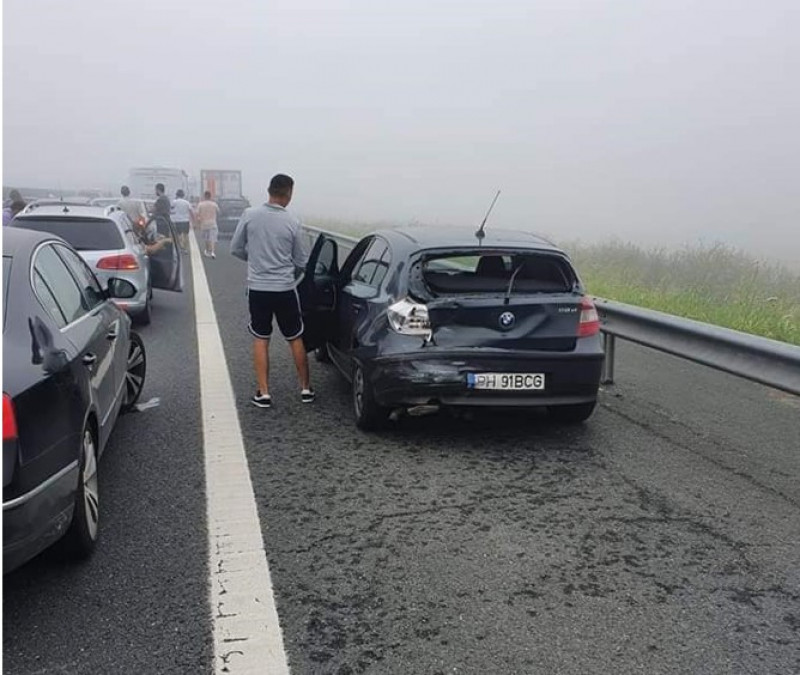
(107, 328, 119, 341)
(82, 353, 97, 366)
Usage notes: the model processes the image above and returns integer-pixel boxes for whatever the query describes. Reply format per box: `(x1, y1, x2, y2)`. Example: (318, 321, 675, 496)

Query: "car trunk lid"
(410, 248, 586, 351)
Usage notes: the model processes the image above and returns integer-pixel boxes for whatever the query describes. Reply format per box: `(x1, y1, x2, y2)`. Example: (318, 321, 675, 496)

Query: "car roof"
(2, 225, 66, 258)
(374, 225, 562, 253)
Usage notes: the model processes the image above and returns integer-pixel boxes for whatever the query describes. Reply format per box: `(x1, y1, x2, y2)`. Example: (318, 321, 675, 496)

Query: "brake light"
(388, 298, 432, 337)
(578, 296, 600, 337)
(3, 394, 18, 441)
(97, 254, 139, 270)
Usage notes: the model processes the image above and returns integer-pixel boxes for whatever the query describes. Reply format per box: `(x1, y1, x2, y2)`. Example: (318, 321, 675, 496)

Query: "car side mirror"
(107, 278, 137, 299)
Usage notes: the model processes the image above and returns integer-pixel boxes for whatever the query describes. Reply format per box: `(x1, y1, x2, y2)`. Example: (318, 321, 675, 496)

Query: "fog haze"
(4, 0, 799, 265)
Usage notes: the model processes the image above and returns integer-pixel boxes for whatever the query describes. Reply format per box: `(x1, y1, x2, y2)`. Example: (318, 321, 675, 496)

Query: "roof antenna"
(475, 190, 501, 240)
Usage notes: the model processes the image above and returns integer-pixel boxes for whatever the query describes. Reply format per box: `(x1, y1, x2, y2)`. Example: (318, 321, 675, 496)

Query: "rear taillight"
(388, 298, 432, 337)
(3, 393, 18, 441)
(578, 296, 600, 337)
(97, 254, 139, 270)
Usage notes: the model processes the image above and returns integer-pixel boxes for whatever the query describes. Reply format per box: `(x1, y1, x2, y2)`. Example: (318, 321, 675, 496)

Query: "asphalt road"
(4, 235, 799, 674)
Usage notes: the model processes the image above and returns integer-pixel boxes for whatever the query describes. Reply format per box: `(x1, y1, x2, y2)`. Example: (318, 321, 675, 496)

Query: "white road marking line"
(190, 234, 290, 674)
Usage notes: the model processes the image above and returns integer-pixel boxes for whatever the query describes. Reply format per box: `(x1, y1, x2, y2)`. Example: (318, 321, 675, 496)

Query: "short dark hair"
(268, 174, 294, 198)
(155, 183, 165, 194)
(176, 189, 185, 198)
(121, 185, 131, 197)
(8, 189, 22, 201)
(10, 200, 26, 215)
(204, 190, 212, 199)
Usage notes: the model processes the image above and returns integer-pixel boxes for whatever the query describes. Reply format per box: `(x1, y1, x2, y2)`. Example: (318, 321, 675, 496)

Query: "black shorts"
(248, 289, 304, 340)
(175, 221, 190, 235)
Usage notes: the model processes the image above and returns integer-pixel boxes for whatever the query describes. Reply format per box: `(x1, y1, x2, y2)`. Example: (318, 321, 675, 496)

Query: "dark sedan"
(300, 226, 604, 429)
(3, 229, 147, 573)
(217, 197, 251, 235)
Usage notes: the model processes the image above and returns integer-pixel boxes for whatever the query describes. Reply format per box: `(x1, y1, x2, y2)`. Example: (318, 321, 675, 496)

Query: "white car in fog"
(12, 204, 183, 324)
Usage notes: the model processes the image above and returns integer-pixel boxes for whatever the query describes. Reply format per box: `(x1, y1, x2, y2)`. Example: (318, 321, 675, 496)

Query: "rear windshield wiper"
(504, 264, 524, 305)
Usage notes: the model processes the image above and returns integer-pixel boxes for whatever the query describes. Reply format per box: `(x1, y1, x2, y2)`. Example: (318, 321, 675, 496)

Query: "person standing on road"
(230, 173, 314, 408)
(3, 199, 26, 226)
(118, 185, 148, 228)
(152, 183, 172, 225)
(171, 189, 195, 254)
(196, 191, 220, 258)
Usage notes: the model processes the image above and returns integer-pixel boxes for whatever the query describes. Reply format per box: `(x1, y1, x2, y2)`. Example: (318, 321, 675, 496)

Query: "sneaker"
(211, 252, 216, 259)
(300, 389, 316, 404)
(251, 392, 272, 408)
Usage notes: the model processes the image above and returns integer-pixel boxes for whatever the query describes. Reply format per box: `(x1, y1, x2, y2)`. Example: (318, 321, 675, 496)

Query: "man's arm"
(291, 223, 310, 270)
(230, 214, 248, 261)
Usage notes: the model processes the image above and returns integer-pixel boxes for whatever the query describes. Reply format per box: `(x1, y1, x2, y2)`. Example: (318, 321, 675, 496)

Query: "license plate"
(467, 373, 545, 391)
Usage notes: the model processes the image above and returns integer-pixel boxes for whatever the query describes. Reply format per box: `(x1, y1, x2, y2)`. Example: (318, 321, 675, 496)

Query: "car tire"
(315, 342, 332, 363)
(547, 401, 596, 424)
(121, 332, 147, 413)
(134, 297, 152, 326)
(59, 423, 100, 559)
(352, 363, 389, 431)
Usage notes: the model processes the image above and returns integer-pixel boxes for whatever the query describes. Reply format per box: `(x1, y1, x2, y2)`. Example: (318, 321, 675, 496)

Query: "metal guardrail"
(301, 225, 800, 396)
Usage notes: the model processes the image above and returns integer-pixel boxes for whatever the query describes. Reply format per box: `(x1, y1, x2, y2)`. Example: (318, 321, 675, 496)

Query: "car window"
(315, 238, 337, 276)
(33, 244, 88, 325)
(14, 217, 124, 251)
(371, 247, 392, 288)
(353, 238, 389, 287)
(341, 237, 373, 280)
(33, 269, 68, 327)
(54, 244, 105, 311)
(421, 250, 574, 295)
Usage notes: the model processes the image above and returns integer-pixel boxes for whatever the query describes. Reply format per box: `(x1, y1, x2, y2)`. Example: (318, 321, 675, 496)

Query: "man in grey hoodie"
(230, 174, 313, 408)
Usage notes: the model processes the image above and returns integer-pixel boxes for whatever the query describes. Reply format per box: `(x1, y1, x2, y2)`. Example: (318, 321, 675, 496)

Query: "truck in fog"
(200, 169, 250, 233)
(129, 167, 189, 200)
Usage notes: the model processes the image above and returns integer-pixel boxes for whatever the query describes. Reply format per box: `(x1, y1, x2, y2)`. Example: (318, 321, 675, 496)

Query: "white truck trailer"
(129, 167, 189, 200)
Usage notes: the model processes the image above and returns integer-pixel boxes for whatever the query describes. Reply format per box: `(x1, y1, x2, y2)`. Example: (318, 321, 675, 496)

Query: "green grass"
(565, 240, 800, 345)
(306, 218, 800, 346)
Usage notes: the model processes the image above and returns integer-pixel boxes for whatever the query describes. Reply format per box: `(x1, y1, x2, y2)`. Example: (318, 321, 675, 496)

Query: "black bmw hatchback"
(300, 226, 604, 430)
(3, 228, 147, 573)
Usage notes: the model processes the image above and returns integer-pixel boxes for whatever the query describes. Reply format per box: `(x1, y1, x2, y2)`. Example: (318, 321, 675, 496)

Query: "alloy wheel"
(125, 339, 146, 407)
(353, 367, 365, 418)
(82, 429, 99, 540)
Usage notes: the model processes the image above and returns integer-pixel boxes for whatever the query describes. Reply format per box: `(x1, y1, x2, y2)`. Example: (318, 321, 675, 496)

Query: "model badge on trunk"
(499, 311, 516, 330)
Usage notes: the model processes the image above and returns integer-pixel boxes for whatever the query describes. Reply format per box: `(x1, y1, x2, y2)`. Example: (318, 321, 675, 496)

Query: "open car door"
(298, 235, 339, 352)
(149, 216, 183, 292)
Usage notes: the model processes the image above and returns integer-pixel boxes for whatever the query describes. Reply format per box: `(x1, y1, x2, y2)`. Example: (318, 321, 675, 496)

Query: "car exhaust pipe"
(406, 404, 441, 417)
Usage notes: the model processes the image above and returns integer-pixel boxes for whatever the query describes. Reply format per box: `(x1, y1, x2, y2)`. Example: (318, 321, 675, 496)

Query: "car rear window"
(421, 251, 576, 295)
(14, 217, 124, 251)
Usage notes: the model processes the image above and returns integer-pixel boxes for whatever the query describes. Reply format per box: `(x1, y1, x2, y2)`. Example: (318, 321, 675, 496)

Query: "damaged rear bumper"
(367, 347, 603, 408)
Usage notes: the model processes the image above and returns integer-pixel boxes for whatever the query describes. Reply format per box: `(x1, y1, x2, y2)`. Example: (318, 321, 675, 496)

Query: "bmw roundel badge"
(499, 311, 516, 330)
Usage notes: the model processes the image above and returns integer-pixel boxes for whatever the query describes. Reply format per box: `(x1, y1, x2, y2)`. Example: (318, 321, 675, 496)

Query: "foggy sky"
(4, 0, 799, 265)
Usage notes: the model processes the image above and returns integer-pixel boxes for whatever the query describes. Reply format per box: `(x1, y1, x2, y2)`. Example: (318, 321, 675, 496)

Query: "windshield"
(419, 250, 577, 296)
(13, 217, 124, 251)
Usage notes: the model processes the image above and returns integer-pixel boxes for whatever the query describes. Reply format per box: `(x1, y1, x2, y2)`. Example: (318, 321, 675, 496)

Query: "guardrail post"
(602, 333, 616, 385)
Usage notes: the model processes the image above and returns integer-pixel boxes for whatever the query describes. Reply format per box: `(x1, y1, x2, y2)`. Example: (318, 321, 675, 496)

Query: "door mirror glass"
(107, 277, 137, 299)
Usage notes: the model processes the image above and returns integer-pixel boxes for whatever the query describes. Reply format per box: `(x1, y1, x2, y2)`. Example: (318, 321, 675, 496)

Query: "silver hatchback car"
(12, 204, 182, 323)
